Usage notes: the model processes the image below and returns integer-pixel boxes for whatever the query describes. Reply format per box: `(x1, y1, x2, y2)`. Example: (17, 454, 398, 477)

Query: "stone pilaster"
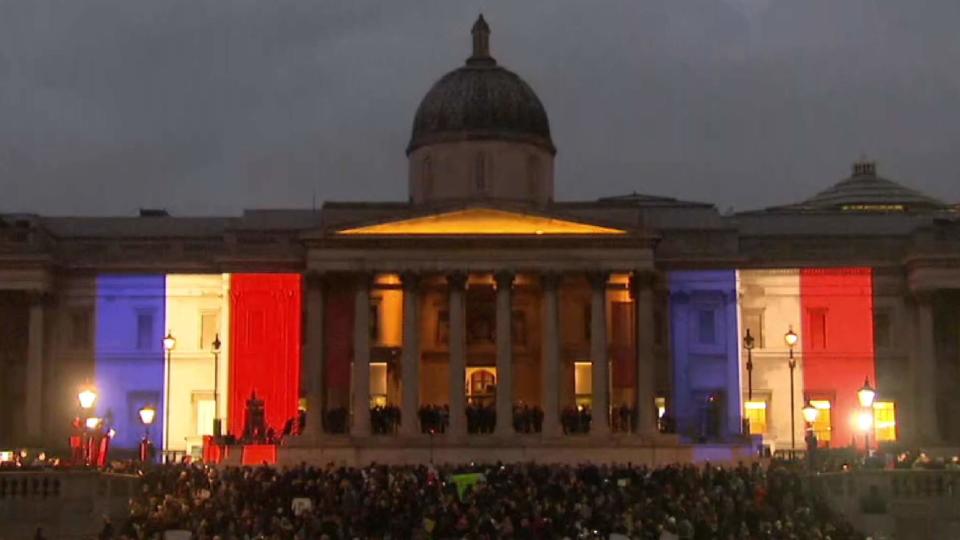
(399, 272, 422, 437)
(633, 271, 657, 436)
(494, 271, 515, 437)
(26, 292, 46, 442)
(446, 272, 468, 438)
(351, 273, 372, 436)
(540, 272, 562, 437)
(912, 291, 939, 444)
(302, 273, 325, 441)
(588, 271, 610, 437)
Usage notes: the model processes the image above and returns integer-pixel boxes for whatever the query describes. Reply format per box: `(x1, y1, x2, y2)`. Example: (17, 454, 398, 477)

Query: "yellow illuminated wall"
(165, 274, 231, 454)
(338, 208, 625, 235)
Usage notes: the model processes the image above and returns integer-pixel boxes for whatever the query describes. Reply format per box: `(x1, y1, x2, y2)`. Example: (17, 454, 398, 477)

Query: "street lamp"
(784, 326, 799, 450)
(802, 400, 820, 424)
(212, 333, 222, 438)
(743, 329, 755, 401)
(162, 331, 176, 458)
(857, 377, 876, 452)
(138, 405, 156, 463)
(78, 387, 97, 410)
(802, 400, 820, 468)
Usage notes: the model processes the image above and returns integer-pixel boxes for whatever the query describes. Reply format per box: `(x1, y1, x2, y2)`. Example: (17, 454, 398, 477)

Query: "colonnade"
(303, 270, 659, 441)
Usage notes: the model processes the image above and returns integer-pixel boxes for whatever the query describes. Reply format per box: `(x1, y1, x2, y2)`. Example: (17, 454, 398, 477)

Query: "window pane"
(874, 312, 891, 348)
(574, 362, 592, 397)
(874, 401, 896, 442)
(810, 400, 832, 444)
(196, 399, 215, 437)
(698, 309, 716, 344)
(136, 313, 154, 350)
(808, 310, 827, 350)
(200, 312, 219, 350)
(744, 401, 767, 435)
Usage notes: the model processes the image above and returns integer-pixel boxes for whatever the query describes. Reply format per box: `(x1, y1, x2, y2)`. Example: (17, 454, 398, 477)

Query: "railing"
(811, 469, 960, 502)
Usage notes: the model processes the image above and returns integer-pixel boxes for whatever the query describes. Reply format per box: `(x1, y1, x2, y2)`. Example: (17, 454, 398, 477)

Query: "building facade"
(1, 17, 958, 461)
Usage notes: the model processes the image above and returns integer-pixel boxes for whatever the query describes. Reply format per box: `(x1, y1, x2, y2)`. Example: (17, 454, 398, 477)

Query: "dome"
(795, 160, 947, 212)
(406, 16, 555, 156)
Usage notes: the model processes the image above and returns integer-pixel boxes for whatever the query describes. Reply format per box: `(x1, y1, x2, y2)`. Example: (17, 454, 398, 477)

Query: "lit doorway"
(466, 367, 496, 406)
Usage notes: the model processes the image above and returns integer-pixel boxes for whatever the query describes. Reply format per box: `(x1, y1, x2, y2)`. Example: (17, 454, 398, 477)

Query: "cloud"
(0, 0, 957, 215)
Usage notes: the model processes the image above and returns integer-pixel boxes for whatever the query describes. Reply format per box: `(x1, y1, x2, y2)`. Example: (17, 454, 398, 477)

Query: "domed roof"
(774, 160, 948, 213)
(407, 16, 555, 155)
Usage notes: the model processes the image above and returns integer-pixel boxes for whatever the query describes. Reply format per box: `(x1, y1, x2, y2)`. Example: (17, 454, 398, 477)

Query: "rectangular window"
(742, 310, 764, 349)
(583, 303, 592, 342)
(136, 312, 154, 350)
(574, 362, 592, 406)
(370, 302, 380, 343)
(199, 311, 219, 350)
(436, 310, 450, 346)
(697, 309, 716, 344)
(808, 309, 827, 350)
(744, 400, 768, 435)
(873, 401, 896, 442)
(70, 308, 92, 349)
(809, 399, 832, 445)
(874, 312, 891, 348)
(654, 310, 665, 346)
(196, 399, 215, 437)
(370, 362, 388, 407)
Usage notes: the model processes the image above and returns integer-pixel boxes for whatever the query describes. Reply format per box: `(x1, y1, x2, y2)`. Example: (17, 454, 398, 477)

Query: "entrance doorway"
(466, 367, 496, 406)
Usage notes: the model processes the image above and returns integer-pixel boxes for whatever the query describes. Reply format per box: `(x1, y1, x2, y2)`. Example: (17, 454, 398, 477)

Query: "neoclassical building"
(1, 17, 958, 463)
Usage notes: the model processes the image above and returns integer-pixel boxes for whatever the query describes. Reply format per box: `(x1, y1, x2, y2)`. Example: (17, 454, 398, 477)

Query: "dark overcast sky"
(1, 0, 958, 216)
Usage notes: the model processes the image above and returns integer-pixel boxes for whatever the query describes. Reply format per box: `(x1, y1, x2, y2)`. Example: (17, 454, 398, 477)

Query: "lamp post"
(803, 400, 820, 470)
(77, 386, 97, 466)
(743, 329, 755, 401)
(857, 377, 876, 453)
(138, 405, 156, 463)
(784, 326, 799, 450)
(162, 331, 176, 461)
(212, 333, 222, 438)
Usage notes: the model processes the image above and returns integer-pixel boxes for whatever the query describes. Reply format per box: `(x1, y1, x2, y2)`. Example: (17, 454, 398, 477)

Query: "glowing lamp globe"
(802, 401, 820, 424)
(85, 417, 101, 430)
(856, 411, 873, 432)
(784, 327, 799, 348)
(138, 405, 156, 426)
(162, 331, 176, 352)
(857, 378, 876, 408)
(78, 388, 97, 410)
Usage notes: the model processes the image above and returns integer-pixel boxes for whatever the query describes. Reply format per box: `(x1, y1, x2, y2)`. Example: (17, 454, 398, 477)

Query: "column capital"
(305, 271, 326, 288)
(446, 272, 468, 291)
(353, 271, 375, 289)
(586, 271, 610, 290)
(540, 272, 563, 291)
(400, 271, 421, 291)
(912, 289, 936, 304)
(494, 270, 515, 290)
(630, 270, 657, 291)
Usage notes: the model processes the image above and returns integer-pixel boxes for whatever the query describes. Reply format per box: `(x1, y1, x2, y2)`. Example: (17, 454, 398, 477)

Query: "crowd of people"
(110, 461, 863, 539)
(418, 405, 449, 434)
(511, 404, 543, 434)
(561, 406, 592, 434)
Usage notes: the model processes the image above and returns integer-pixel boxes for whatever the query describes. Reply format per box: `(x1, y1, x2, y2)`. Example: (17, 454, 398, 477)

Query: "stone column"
(303, 273, 325, 440)
(494, 271, 515, 437)
(351, 274, 371, 436)
(447, 272, 468, 438)
(913, 291, 939, 443)
(588, 272, 610, 437)
(633, 271, 657, 436)
(540, 273, 562, 437)
(399, 272, 422, 437)
(26, 293, 46, 442)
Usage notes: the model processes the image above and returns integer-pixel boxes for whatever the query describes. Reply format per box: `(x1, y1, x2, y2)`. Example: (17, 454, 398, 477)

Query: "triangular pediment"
(337, 208, 625, 235)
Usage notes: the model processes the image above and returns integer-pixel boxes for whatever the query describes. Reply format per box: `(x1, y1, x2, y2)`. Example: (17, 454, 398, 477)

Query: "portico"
(297, 208, 663, 449)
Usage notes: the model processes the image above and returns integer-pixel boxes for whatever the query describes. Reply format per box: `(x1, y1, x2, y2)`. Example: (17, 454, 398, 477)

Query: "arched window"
(422, 156, 434, 198)
(474, 153, 488, 194)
